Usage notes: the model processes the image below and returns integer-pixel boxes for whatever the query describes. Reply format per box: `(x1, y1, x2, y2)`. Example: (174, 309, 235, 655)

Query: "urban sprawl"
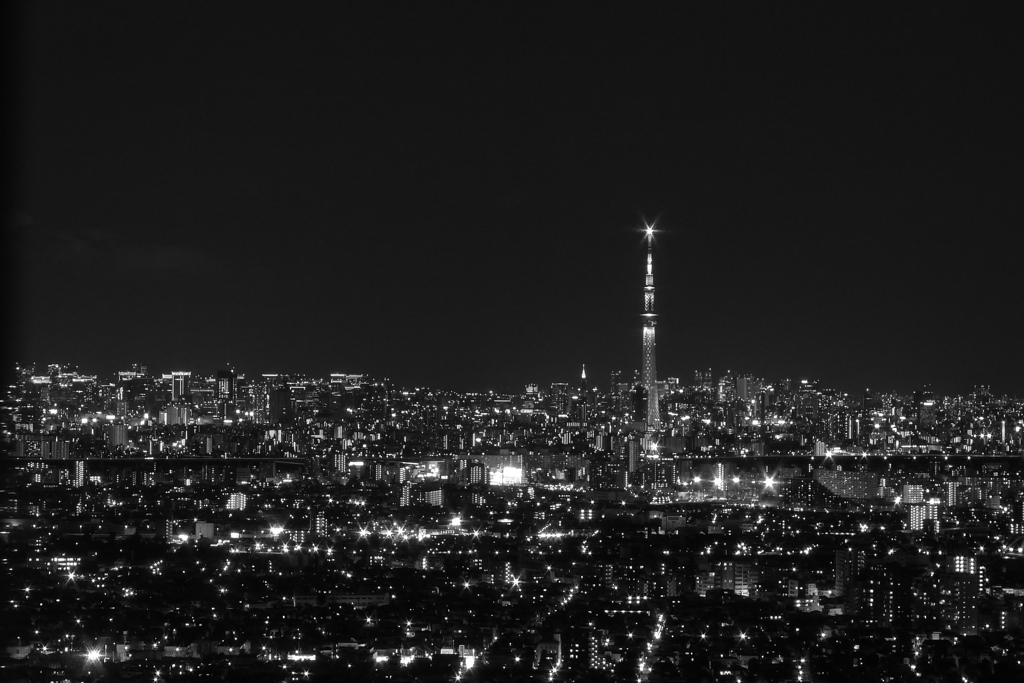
(3, 363, 1024, 683)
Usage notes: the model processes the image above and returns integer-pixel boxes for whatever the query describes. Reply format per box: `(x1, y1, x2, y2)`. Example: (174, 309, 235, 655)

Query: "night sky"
(9, 3, 1023, 395)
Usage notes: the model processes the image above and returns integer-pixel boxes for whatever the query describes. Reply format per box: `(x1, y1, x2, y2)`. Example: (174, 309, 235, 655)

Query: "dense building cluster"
(3, 363, 1024, 682)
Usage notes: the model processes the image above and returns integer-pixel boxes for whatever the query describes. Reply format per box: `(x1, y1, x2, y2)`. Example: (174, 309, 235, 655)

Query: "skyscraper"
(171, 371, 191, 402)
(641, 224, 660, 434)
(216, 370, 236, 402)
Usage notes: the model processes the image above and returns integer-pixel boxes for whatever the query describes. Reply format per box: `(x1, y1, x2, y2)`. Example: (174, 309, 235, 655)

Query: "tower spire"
(641, 223, 660, 435)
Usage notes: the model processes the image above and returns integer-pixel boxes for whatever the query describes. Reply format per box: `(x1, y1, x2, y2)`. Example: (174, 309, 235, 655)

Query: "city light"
(5, 354, 1022, 681)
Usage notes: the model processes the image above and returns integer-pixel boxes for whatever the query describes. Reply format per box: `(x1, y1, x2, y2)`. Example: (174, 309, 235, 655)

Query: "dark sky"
(8, 3, 1024, 395)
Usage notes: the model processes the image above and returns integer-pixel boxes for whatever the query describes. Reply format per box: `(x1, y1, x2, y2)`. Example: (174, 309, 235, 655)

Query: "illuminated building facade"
(171, 371, 191, 402)
(908, 498, 941, 531)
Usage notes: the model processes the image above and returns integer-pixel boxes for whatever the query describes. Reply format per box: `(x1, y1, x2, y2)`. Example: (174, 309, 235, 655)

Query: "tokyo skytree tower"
(641, 223, 660, 434)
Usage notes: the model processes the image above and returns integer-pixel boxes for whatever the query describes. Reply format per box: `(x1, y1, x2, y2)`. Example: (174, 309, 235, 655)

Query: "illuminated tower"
(641, 224, 661, 434)
(578, 364, 589, 423)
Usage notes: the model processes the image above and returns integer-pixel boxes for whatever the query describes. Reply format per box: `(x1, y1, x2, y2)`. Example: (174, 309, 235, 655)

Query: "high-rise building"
(944, 481, 960, 507)
(901, 483, 925, 504)
(908, 498, 941, 531)
(161, 404, 191, 426)
(549, 383, 570, 415)
(73, 460, 86, 488)
(216, 370, 236, 402)
(1010, 492, 1024, 535)
(269, 386, 292, 424)
(717, 371, 735, 402)
(935, 554, 982, 634)
(40, 437, 70, 460)
(333, 451, 347, 475)
(420, 487, 444, 507)
(719, 560, 759, 597)
(226, 493, 248, 511)
(836, 544, 869, 596)
(107, 422, 129, 450)
(310, 509, 327, 536)
(171, 371, 191, 402)
(694, 369, 712, 391)
(641, 224, 660, 436)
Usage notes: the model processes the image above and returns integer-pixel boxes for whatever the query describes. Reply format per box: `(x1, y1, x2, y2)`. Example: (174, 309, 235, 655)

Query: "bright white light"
(493, 466, 523, 486)
(86, 650, 101, 662)
(450, 516, 462, 528)
(269, 526, 284, 536)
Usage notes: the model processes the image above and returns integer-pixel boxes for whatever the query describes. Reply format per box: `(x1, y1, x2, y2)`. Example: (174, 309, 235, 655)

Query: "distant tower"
(579, 364, 589, 422)
(641, 224, 661, 434)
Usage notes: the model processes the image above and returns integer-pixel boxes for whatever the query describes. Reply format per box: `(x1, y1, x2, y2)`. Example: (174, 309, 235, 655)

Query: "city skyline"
(7, 6, 1024, 681)
(8, 219, 1023, 399)
(9, 360, 1020, 407)
(5, 319, 1024, 682)
(9, 4, 1024, 396)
